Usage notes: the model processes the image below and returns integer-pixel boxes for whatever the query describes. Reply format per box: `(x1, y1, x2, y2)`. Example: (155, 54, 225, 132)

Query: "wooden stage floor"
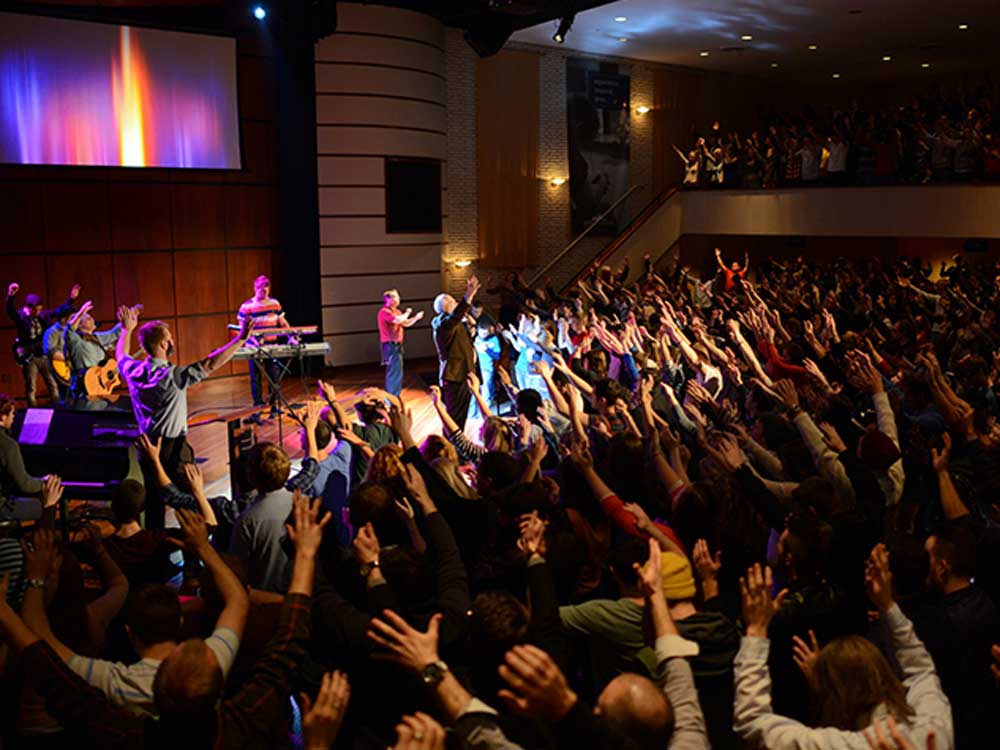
(186, 357, 444, 494)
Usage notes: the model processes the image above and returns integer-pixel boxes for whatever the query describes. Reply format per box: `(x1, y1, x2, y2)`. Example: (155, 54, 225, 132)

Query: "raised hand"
(498, 644, 578, 722)
(772, 379, 800, 411)
(818, 422, 847, 454)
(865, 543, 894, 613)
(302, 400, 323, 431)
(402, 464, 434, 513)
(176, 507, 211, 554)
(692, 539, 722, 582)
(22, 528, 61, 583)
(568, 440, 594, 471)
(792, 629, 820, 682)
(70, 284, 81, 299)
(352, 522, 380, 566)
(285, 492, 331, 559)
(465, 275, 481, 302)
(118, 304, 140, 332)
(368, 610, 442, 673)
(389, 405, 414, 442)
(299, 671, 351, 750)
(466, 370, 481, 393)
(863, 715, 933, 750)
(517, 512, 547, 557)
(183, 463, 206, 497)
(624, 502, 653, 532)
(317, 379, 337, 402)
(740, 563, 787, 638)
(393, 713, 446, 750)
(7, 282, 18, 297)
(40, 475, 64, 509)
(930, 432, 951, 473)
(633, 536, 663, 600)
(136, 434, 162, 464)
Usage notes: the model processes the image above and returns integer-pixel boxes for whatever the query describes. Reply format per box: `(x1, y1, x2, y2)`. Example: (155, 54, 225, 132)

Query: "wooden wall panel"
(226, 249, 272, 312)
(225, 185, 272, 248)
(0, 265, 49, 312)
(109, 183, 173, 250)
(171, 184, 227, 249)
(176, 314, 234, 378)
(45, 254, 115, 322)
(42, 181, 111, 252)
(0, 328, 21, 394)
(114, 252, 176, 319)
(476, 49, 540, 268)
(0, 182, 44, 252)
(173, 250, 228, 316)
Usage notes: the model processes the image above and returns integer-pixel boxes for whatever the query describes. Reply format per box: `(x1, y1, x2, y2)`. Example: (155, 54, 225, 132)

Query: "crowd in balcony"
(674, 87, 1000, 189)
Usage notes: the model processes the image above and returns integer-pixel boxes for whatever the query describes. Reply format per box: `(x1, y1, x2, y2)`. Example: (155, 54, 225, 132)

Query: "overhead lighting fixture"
(549, 177, 566, 187)
(882, 55, 892, 61)
(741, 34, 753, 41)
(808, 44, 818, 50)
(617, 36, 629, 42)
(635, 105, 650, 114)
(770, 62, 779, 68)
(921, 62, 931, 68)
(832, 73, 841, 79)
(614, 16, 627, 23)
(958, 23, 969, 30)
(699, 50, 710, 57)
(453, 259, 472, 269)
(553, 14, 574, 44)
(252, 5, 266, 20)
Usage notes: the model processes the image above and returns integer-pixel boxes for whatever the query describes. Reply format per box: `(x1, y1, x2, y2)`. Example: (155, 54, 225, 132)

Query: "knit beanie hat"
(659, 551, 696, 600)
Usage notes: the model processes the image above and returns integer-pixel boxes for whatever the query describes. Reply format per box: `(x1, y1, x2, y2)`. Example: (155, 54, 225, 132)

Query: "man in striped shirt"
(238, 275, 288, 408)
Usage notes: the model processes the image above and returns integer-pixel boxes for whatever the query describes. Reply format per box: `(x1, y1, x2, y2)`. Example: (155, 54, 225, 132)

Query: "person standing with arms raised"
(376, 289, 423, 398)
(116, 306, 254, 528)
(432, 275, 479, 432)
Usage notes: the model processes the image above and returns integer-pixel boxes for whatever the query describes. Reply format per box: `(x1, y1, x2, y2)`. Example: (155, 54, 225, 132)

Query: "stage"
(185, 357, 445, 497)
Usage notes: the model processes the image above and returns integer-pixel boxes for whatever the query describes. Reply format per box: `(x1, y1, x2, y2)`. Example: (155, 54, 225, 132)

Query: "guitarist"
(64, 300, 129, 403)
(6, 282, 80, 406)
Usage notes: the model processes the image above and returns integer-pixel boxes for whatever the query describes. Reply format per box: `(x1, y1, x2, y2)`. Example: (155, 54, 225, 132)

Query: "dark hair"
(594, 377, 629, 406)
(381, 545, 433, 605)
(477, 452, 520, 494)
(470, 591, 529, 656)
(784, 515, 833, 581)
(0, 395, 15, 420)
(355, 401, 382, 425)
(126, 584, 182, 647)
(111, 479, 146, 525)
(887, 535, 929, 600)
(349, 481, 396, 530)
(516, 389, 544, 422)
(930, 525, 977, 579)
(313, 421, 333, 451)
(609, 537, 650, 587)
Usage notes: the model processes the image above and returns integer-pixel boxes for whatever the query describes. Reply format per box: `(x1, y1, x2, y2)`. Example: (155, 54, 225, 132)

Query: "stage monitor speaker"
(464, 19, 514, 58)
(385, 158, 442, 234)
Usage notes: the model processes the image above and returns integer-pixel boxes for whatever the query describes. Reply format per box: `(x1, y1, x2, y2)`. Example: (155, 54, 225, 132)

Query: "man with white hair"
(431, 276, 480, 432)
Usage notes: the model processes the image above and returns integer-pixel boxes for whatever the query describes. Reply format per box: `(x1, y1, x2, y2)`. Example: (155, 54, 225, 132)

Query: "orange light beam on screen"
(112, 26, 152, 167)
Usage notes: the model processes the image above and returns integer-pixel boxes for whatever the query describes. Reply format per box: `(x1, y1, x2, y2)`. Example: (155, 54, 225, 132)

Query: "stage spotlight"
(253, 5, 266, 20)
(553, 15, 574, 44)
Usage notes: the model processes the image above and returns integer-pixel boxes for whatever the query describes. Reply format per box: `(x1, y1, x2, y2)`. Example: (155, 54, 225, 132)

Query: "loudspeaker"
(464, 19, 514, 57)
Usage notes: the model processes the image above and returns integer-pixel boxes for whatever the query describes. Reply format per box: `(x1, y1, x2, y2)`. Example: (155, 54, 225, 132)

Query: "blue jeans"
(382, 342, 403, 397)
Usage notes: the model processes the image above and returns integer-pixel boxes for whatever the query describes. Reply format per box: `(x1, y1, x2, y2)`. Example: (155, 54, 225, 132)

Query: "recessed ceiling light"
(614, 16, 627, 23)
(882, 55, 892, 61)
(699, 50, 710, 57)
(617, 37, 629, 42)
(832, 73, 841, 78)
(921, 62, 931, 68)
(770, 62, 779, 68)
(958, 23, 969, 30)
(741, 34, 753, 41)
(808, 44, 818, 51)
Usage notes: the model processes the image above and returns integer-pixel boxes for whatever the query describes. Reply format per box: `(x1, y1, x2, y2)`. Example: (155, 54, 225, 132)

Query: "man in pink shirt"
(377, 289, 423, 396)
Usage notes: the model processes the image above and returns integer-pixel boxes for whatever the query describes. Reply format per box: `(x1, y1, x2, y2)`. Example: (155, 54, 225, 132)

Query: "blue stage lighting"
(253, 6, 266, 20)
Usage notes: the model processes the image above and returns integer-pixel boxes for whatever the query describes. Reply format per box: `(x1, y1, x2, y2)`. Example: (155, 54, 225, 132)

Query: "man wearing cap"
(6, 281, 80, 406)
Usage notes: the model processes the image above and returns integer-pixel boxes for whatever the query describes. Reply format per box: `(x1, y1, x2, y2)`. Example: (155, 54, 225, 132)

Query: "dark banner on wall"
(566, 58, 630, 235)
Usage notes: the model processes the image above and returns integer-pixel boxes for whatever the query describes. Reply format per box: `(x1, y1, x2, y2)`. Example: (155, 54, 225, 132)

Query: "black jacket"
(432, 298, 476, 382)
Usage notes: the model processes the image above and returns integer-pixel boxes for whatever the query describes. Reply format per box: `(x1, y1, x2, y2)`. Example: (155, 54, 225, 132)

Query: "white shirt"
(827, 141, 849, 173)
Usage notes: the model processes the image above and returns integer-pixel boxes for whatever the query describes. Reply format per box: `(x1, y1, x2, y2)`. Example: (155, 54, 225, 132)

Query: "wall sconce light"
(549, 177, 567, 187)
(453, 259, 472, 269)
(635, 105, 650, 115)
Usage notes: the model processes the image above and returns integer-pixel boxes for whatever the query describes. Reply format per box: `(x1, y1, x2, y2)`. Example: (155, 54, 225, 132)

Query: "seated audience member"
(102, 479, 181, 585)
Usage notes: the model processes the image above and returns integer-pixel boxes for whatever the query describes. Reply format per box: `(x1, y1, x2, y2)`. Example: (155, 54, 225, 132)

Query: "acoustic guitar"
(82, 359, 121, 401)
(51, 354, 71, 386)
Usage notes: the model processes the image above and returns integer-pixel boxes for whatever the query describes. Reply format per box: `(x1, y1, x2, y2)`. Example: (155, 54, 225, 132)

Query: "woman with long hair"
(733, 546, 952, 750)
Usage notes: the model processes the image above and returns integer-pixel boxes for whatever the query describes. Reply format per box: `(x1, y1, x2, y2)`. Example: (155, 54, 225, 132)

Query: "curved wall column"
(315, 3, 445, 367)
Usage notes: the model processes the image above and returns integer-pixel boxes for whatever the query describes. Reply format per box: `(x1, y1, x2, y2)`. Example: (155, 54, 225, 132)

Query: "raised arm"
(116, 304, 138, 364)
(178, 508, 249, 641)
(20, 529, 76, 662)
(203, 315, 254, 374)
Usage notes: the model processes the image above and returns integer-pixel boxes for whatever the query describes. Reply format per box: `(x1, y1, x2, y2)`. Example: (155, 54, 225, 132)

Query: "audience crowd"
(4, 246, 1000, 750)
(674, 85, 1000, 188)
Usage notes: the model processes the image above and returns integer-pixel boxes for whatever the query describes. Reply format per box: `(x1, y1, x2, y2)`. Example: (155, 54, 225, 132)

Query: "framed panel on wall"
(384, 157, 441, 234)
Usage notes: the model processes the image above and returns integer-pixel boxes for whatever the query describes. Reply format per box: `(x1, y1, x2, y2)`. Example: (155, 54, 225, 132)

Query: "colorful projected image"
(0, 12, 241, 169)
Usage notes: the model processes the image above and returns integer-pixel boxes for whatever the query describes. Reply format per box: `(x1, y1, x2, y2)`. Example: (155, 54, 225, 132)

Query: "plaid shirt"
(20, 593, 312, 750)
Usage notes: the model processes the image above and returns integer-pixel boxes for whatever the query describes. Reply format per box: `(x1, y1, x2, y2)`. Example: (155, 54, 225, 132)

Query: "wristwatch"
(359, 559, 380, 578)
(25, 577, 46, 590)
(421, 660, 449, 688)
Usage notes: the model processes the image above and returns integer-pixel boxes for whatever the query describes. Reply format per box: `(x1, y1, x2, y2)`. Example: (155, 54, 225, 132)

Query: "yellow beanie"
(660, 551, 696, 600)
